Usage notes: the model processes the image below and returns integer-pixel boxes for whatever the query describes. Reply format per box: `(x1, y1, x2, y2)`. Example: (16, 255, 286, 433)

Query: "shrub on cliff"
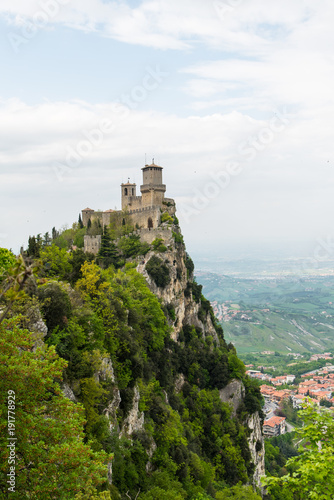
(118, 234, 150, 258)
(145, 256, 170, 288)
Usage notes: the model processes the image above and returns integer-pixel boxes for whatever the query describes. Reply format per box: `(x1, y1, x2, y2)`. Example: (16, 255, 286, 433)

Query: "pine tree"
(52, 226, 58, 240)
(78, 213, 84, 229)
(27, 236, 38, 258)
(43, 232, 51, 247)
(97, 227, 119, 268)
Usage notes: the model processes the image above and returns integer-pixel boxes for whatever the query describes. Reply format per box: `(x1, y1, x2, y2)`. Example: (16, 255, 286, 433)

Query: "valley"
(197, 271, 334, 355)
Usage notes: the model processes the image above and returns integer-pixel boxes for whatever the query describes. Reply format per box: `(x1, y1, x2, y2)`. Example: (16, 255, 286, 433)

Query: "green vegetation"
(275, 397, 302, 426)
(185, 254, 195, 278)
(0, 248, 16, 276)
(263, 401, 334, 499)
(145, 255, 170, 288)
(160, 212, 174, 224)
(0, 316, 111, 498)
(152, 238, 167, 253)
(0, 220, 264, 499)
(118, 235, 150, 258)
(200, 272, 334, 355)
(241, 351, 328, 378)
(172, 231, 184, 245)
(97, 227, 121, 269)
(264, 432, 299, 478)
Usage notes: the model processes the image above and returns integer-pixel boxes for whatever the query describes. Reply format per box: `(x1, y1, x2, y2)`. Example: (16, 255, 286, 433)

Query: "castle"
(82, 162, 175, 254)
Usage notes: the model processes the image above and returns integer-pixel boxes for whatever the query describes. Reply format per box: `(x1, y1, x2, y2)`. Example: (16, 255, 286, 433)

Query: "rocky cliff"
(18, 215, 265, 498)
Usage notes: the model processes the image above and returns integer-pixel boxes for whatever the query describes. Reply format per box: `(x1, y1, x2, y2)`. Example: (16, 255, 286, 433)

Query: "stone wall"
(122, 195, 142, 211)
(84, 235, 102, 254)
(137, 226, 173, 245)
(128, 205, 161, 229)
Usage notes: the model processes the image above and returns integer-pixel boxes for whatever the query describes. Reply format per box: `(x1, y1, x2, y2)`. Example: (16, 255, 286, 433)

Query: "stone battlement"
(82, 162, 175, 254)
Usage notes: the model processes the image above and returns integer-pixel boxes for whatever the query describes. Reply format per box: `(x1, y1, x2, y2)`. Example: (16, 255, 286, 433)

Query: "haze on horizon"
(1, 0, 334, 263)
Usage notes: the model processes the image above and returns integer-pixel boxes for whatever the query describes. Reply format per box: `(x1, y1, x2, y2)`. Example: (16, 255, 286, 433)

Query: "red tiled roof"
(264, 416, 286, 427)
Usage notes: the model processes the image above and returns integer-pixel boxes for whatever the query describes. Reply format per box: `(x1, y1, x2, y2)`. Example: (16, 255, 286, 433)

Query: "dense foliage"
(0, 316, 111, 499)
(145, 256, 170, 288)
(264, 433, 299, 478)
(263, 401, 334, 499)
(0, 248, 16, 276)
(0, 218, 263, 499)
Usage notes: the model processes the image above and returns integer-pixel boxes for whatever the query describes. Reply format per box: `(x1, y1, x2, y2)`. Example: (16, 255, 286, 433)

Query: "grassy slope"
(199, 273, 334, 354)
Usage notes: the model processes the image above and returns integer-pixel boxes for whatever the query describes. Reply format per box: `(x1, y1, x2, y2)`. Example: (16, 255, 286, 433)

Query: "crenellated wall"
(84, 235, 102, 255)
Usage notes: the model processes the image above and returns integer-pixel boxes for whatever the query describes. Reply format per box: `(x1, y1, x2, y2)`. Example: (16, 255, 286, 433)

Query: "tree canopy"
(263, 400, 334, 499)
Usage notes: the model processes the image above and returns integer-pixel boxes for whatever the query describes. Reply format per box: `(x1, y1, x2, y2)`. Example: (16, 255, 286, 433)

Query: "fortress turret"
(121, 181, 137, 210)
(140, 161, 166, 207)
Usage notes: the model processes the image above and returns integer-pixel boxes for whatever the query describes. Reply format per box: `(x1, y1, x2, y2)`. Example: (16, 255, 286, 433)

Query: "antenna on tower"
(145, 153, 147, 165)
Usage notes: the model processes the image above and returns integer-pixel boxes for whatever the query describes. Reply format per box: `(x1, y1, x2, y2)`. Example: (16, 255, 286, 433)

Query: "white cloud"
(1, 1, 334, 257)
(1, 95, 334, 255)
(1, 0, 331, 52)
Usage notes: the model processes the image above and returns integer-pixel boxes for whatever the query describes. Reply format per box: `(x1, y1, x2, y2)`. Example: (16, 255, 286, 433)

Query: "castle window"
(124, 188, 128, 195)
(132, 188, 134, 195)
(148, 217, 153, 229)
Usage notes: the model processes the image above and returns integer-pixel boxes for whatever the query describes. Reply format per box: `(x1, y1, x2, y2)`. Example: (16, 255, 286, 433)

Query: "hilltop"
(0, 166, 264, 499)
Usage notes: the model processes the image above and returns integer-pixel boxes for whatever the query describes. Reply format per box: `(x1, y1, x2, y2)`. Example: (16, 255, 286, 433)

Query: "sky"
(1, 0, 334, 263)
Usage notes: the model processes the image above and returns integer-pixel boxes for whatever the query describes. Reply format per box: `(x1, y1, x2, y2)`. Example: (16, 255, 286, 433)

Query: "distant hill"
(198, 272, 334, 355)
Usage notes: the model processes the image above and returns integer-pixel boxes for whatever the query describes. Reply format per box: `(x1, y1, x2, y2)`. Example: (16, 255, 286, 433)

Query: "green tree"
(97, 227, 120, 268)
(38, 282, 72, 333)
(43, 232, 51, 247)
(0, 317, 111, 499)
(215, 483, 261, 499)
(145, 256, 170, 288)
(0, 248, 16, 277)
(263, 400, 334, 499)
(118, 235, 150, 258)
(40, 244, 71, 279)
(0, 255, 35, 324)
(27, 235, 41, 258)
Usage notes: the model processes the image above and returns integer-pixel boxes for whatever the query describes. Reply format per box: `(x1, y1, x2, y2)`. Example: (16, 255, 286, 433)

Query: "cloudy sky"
(1, 0, 334, 261)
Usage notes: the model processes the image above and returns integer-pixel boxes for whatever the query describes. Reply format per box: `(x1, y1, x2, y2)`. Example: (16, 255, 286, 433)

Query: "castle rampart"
(84, 235, 102, 255)
(82, 162, 174, 254)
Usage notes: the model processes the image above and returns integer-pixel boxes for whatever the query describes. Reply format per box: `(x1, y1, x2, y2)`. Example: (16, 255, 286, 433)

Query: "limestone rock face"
(174, 373, 185, 393)
(219, 379, 245, 417)
(219, 379, 265, 489)
(247, 412, 265, 489)
(95, 357, 115, 383)
(31, 319, 48, 337)
(136, 226, 220, 344)
(105, 389, 122, 431)
(62, 383, 78, 403)
(120, 386, 144, 437)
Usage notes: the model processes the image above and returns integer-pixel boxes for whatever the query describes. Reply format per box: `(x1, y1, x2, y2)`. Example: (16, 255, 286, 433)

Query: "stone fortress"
(82, 162, 176, 254)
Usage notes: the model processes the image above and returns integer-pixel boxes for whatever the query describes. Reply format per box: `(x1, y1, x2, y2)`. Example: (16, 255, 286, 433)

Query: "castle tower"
(82, 207, 94, 226)
(140, 161, 166, 207)
(121, 181, 137, 210)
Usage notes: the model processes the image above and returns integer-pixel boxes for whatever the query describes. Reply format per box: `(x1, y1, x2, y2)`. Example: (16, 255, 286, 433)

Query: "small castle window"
(148, 217, 153, 229)
(132, 188, 134, 195)
(124, 188, 128, 195)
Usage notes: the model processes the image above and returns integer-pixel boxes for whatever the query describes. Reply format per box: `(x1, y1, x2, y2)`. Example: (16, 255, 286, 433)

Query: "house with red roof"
(263, 416, 286, 437)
